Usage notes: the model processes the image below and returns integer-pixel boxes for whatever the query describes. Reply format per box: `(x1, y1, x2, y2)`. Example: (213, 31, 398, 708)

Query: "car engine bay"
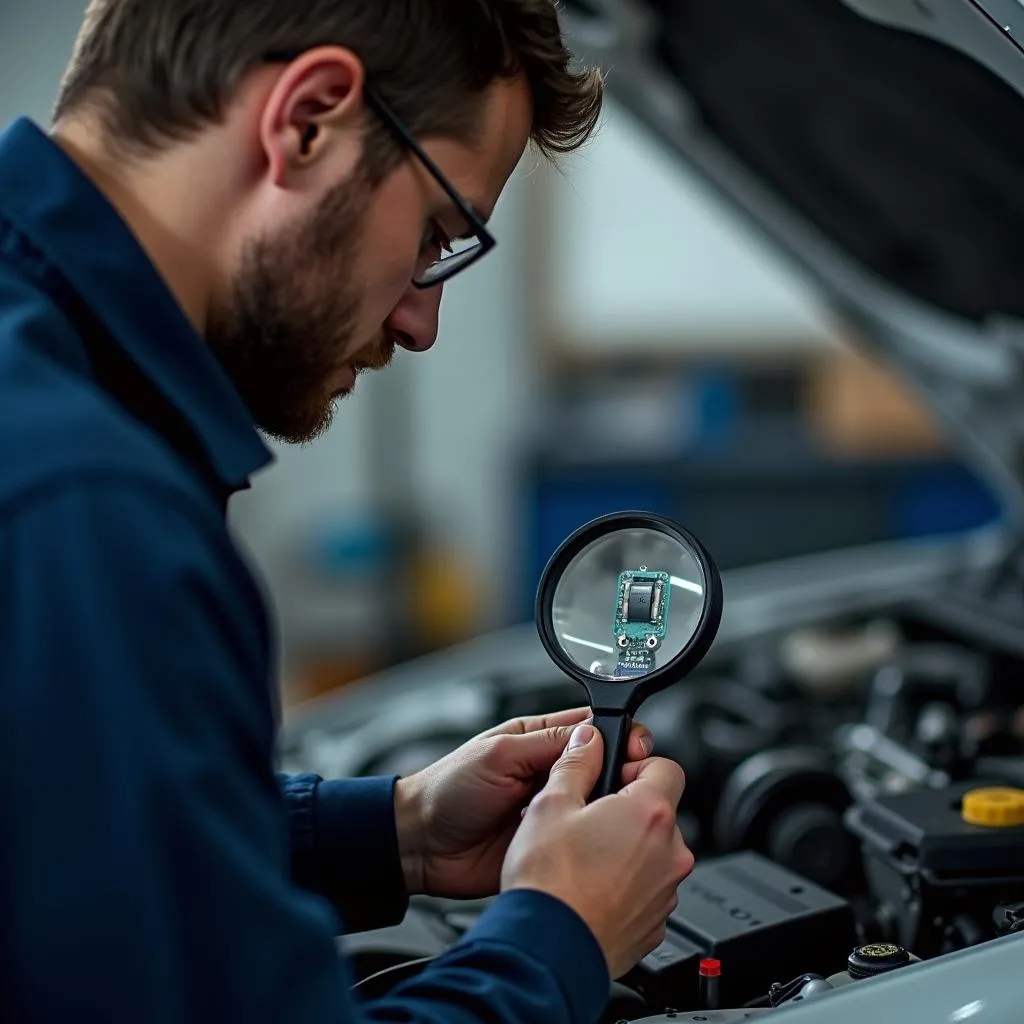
(280, 530, 1024, 1020)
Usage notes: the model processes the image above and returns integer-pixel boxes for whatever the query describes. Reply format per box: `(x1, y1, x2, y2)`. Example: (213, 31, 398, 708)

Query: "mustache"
(352, 332, 398, 372)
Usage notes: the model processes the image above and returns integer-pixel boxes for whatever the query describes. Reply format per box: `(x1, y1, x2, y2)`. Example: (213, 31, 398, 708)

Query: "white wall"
(546, 99, 833, 353)
(0, 2, 82, 126)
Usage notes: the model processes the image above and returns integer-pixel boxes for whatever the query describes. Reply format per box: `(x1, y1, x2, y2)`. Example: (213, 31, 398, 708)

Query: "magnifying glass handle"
(589, 710, 632, 801)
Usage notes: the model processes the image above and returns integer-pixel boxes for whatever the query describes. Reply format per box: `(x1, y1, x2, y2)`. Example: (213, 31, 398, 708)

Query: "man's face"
(208, 72, 533, 445)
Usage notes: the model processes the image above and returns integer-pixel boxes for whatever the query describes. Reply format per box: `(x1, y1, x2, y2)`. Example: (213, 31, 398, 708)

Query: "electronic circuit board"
(612, 568, 671, 678)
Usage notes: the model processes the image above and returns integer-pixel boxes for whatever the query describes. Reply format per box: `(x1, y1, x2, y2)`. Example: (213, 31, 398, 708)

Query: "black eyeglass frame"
(264, 51, 497, 288)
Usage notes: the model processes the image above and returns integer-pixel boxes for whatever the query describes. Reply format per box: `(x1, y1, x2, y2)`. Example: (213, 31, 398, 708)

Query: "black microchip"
(626, 582, 655, 622)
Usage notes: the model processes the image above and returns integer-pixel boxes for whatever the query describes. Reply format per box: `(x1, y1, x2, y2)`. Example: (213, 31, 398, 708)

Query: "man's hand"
(393, 707, 653, 899)
(502, 724, 694, 979)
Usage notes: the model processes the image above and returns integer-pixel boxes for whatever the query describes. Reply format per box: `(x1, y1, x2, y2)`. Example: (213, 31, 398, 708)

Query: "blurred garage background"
(0, 0, 1000, 708)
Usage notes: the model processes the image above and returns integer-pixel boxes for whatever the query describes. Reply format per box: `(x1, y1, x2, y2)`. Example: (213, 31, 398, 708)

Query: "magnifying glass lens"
(536, 512, 722, 802)
(551, 528, 707, 681)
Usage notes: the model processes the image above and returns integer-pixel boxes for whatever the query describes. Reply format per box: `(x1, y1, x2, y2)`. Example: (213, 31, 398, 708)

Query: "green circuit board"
(613, 569, 671, 638)
(611, 568, 671, 678)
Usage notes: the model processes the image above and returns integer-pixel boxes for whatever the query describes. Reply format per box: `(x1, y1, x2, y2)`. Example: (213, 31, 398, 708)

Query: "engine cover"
(845, 780, 1024, 955)
(629, 851, 856, 1008)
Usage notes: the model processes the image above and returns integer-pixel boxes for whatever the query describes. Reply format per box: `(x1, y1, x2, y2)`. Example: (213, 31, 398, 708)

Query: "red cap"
(699, 958, 722, 977)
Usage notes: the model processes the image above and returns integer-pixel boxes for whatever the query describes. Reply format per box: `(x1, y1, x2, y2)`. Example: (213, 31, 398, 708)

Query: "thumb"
(543, 724, 603, 805)
(508, 717, 595, 776)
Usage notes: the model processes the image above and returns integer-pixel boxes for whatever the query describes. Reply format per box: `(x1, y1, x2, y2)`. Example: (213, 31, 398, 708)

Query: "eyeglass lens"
(416, 238, 484, 285)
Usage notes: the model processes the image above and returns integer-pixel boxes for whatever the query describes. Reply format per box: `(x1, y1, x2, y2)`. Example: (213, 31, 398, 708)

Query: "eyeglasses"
(264, 52, 496, 288)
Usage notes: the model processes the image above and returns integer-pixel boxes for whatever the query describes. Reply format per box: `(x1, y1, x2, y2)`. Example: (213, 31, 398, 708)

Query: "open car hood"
(560, 0, 1024, 528)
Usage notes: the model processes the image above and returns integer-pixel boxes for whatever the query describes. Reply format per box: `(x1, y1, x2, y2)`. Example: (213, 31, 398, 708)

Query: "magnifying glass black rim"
(535, 511, 723, 714)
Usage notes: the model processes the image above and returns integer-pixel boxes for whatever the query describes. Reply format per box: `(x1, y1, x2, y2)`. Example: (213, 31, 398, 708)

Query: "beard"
(207, 167, 395, 445)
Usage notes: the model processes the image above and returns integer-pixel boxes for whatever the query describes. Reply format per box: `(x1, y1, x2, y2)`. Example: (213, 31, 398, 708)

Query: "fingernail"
(569, 724, 594, 749)
(641, 735, 652, 757)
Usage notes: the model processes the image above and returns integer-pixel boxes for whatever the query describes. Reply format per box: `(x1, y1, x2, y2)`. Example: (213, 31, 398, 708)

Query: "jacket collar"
(0, 117, 272, 492)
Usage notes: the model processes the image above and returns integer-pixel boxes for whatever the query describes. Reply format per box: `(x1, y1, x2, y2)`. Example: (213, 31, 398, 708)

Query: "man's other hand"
(392, 707, 653, 899)
(502, 725, 693, 979)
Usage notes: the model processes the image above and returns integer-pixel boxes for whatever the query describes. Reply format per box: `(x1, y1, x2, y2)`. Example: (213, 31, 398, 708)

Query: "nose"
(384, 283, 443, 353)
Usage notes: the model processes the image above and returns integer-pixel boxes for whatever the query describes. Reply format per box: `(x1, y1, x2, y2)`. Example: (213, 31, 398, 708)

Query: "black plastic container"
(845, 780, 1024, 956)
(638, 852, 856, 1008)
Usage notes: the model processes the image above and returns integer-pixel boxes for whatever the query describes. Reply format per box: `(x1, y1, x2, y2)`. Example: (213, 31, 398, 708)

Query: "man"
(0, 2, 695, 1022)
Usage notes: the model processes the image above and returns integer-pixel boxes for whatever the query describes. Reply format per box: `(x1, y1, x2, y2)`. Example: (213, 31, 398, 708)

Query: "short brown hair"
(54, 0, 603, 170)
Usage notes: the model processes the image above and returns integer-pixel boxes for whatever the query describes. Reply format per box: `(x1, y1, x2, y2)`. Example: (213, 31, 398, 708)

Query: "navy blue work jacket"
(0, 117, 608, 1024)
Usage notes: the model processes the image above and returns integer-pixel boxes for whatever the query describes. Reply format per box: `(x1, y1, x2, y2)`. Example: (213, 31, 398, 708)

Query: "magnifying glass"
(535, 511, 723, 801)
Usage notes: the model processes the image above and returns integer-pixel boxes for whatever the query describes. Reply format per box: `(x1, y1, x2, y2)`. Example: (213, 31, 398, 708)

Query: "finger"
(486, 712, 648, 759)
(483, 712, 649, 783)
(618, 756, 686, 807)
(620, 757, 650, 788)
(620, 754, 685, 792)
(542, 723, 604, 806)
(673, 835, 696, 885)
(486, 712, 606, 781)
(636, 921, 670, 964)
(487, 727, 575, 780)
(626, 721, 653, 762)
(647, 919, 670, 949)
(482, 706, 591, 740)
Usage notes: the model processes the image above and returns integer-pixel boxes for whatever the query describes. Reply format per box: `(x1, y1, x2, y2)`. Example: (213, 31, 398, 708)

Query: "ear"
(258, 46, 367, 185)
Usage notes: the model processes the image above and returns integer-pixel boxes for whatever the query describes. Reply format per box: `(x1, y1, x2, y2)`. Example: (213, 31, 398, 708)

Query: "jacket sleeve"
(0, 476, 610, 1024)
(279, 771, 410, 932)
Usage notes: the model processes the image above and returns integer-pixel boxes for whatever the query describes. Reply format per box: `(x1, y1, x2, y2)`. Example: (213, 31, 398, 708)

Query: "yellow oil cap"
(962, 787, 1024, 828)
